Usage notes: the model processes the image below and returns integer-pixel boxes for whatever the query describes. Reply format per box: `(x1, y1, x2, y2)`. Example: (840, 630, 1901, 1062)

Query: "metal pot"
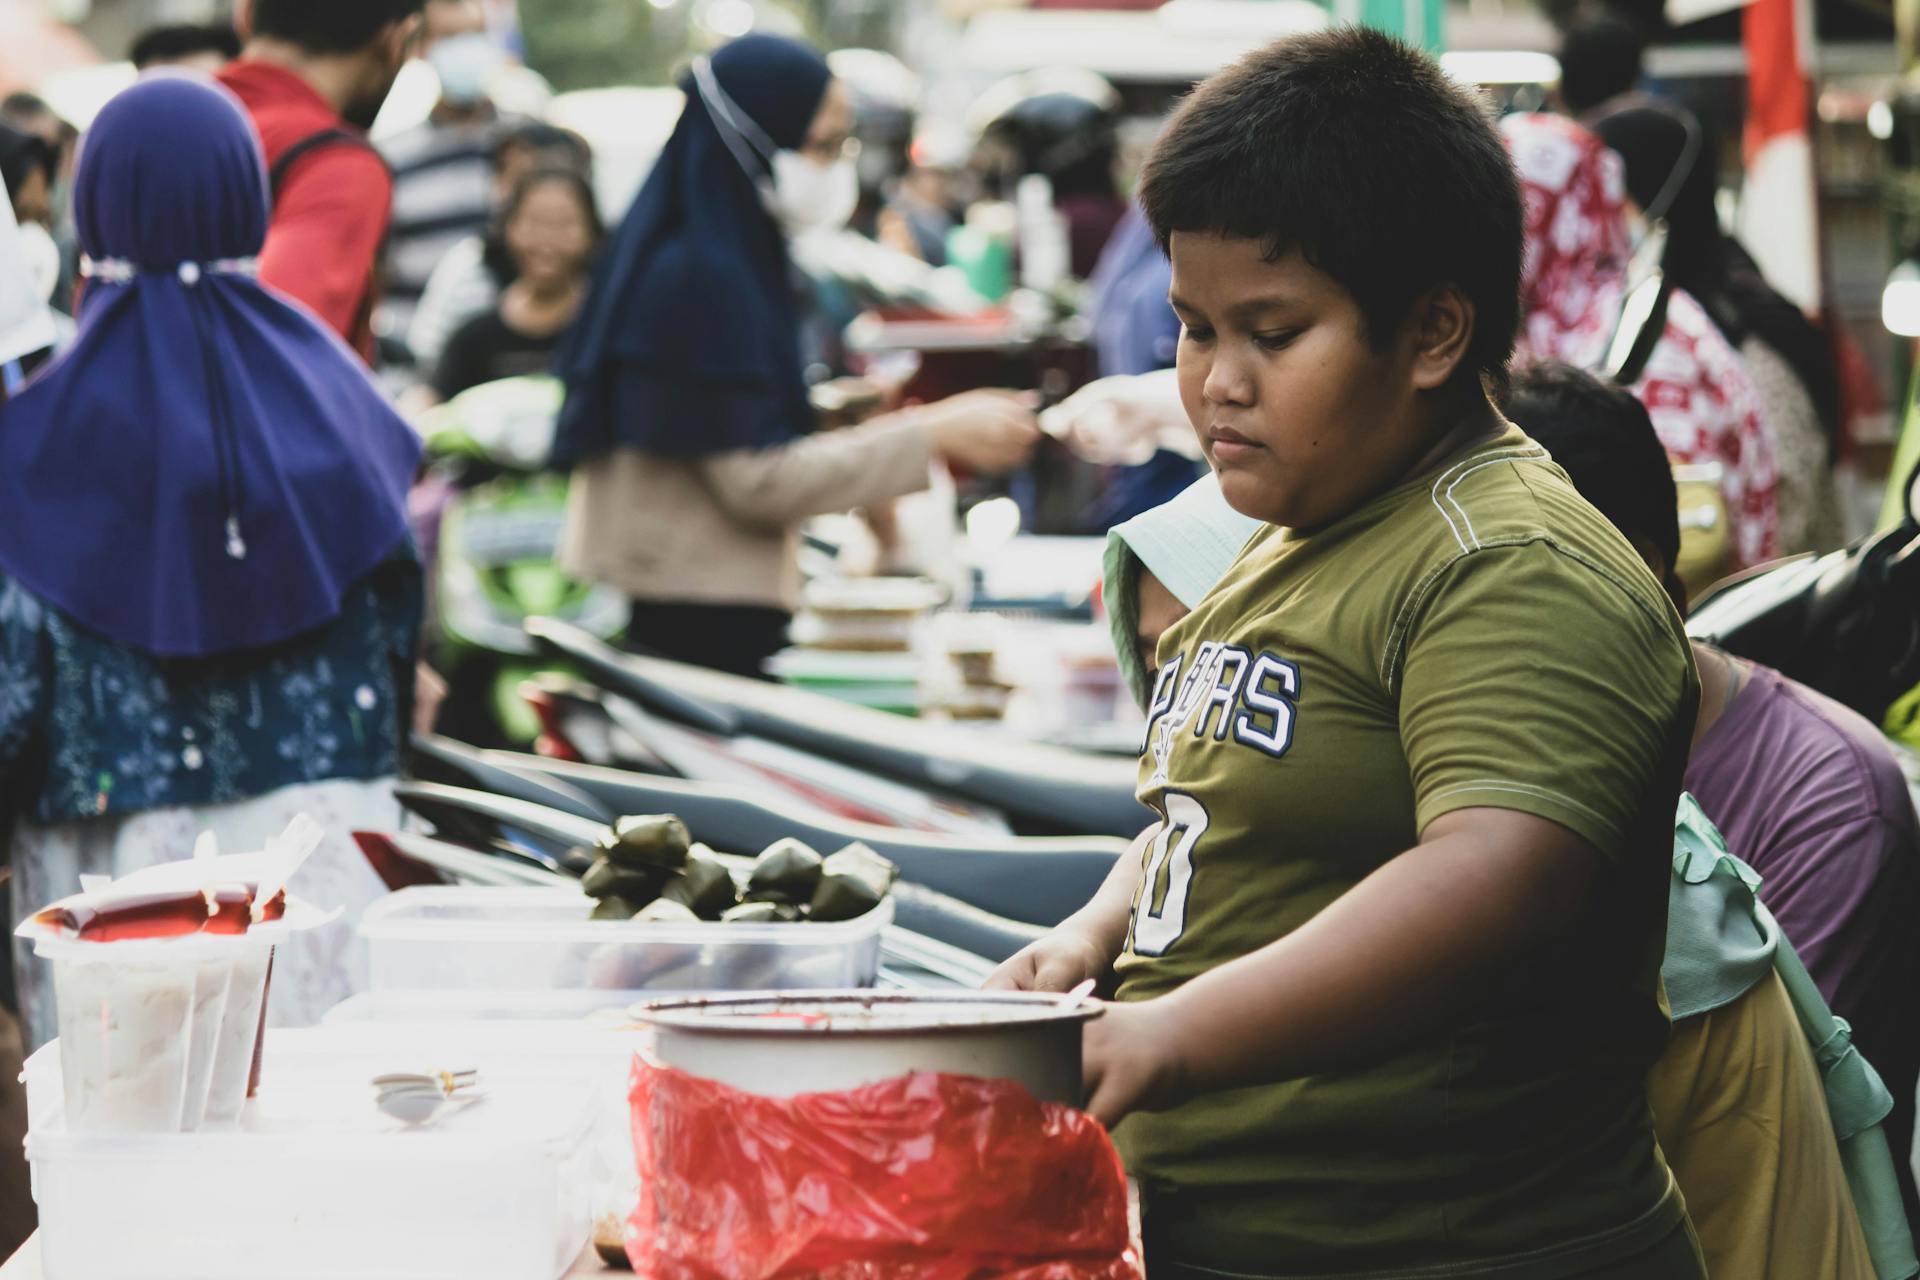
(631, 989, 1101, 1106)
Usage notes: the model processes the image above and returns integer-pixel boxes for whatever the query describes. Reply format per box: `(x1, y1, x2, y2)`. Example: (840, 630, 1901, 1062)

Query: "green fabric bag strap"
(1767, 907, 1918, 1279)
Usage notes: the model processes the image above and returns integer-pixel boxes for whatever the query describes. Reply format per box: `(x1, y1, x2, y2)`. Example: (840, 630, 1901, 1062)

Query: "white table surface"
(0, 1235, 620, 1278)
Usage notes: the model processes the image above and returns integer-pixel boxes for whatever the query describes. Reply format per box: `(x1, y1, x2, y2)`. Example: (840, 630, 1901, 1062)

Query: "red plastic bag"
(627, 1058, 1141, 1279)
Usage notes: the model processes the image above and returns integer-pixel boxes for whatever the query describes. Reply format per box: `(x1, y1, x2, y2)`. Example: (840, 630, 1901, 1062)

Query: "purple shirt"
(1687, 661, 1920, 1213)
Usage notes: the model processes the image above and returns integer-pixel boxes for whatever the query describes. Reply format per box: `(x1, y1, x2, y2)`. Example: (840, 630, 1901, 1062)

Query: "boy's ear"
(1409, 284, 1475, 392)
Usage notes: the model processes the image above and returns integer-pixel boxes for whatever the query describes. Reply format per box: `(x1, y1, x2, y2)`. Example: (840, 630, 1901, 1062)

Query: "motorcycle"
(413, 376, 627, 747)
(403, 732, 1120, 943)
(1687, 459, 1920, 744)
(522, 616, 1148, 840)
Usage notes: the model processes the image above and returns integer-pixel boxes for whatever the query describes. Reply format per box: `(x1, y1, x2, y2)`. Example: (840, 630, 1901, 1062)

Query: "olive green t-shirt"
(1116, 427, 1701, 1277)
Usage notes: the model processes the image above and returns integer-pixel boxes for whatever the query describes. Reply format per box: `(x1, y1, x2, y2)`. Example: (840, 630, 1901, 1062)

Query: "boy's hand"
(1083, 999, 1192, 1128)
(984, 930, 1111, 994)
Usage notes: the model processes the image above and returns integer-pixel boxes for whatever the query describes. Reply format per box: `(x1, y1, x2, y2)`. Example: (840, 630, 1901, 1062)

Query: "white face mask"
(766, 151, 858, 236)
(427, 32, 502, 106)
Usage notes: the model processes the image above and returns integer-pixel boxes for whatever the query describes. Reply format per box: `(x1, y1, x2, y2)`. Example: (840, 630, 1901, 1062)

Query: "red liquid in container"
(37, 886, 286, 941)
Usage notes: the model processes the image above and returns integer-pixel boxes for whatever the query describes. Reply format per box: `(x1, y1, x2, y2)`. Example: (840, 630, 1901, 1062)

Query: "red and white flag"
(1738, 0, 1824, 312)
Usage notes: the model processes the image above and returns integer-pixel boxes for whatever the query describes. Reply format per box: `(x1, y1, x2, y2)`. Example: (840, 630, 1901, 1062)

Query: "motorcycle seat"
(499, 752, 1124, 928)
(525, 617, 1151, 839)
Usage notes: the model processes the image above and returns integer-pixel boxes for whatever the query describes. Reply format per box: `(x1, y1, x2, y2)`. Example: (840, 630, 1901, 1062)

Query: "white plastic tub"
(361, 886, 891, 998)
(634, 990, 1101, 1106)
(27, 1028, 601, 1280)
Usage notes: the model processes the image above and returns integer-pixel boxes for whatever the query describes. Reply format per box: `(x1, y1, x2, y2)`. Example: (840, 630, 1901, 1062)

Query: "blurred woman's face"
(506, 180, 595, 289)
(800, 79, 855, 166)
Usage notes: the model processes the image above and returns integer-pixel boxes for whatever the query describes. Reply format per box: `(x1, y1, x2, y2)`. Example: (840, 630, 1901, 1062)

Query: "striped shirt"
(379, 117, 505, 349)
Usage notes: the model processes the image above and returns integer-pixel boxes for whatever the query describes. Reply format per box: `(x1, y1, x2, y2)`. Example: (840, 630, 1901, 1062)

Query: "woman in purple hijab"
(0, 76, 423, 1045)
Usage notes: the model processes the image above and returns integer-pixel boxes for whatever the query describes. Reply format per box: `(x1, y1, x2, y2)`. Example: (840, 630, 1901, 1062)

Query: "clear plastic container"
(36, 932, 278, 1136)
(202, 939, 274, 1128)
(179, 953, 232, 1130)
(361, 887, 891, 998)
(45, 938, 198, 1134)
(27, 1028, 601, 1280)
(326, 989, 645, 1023)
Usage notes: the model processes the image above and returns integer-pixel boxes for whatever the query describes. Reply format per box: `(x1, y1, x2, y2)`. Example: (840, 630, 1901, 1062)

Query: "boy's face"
(1169, 232, 1454, 529)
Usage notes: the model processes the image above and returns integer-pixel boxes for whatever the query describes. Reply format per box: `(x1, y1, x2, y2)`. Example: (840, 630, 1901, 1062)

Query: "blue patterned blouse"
(0, 556, 422, 825)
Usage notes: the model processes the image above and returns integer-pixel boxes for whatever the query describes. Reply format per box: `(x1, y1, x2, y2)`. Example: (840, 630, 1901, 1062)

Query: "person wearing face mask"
(217, 0, 426, 362)
(380, 0, 512, 355)
(555, 34, 1041, 680)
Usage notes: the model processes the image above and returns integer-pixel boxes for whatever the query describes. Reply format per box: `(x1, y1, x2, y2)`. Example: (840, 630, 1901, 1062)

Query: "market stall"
(8, 787, 1138, 1278)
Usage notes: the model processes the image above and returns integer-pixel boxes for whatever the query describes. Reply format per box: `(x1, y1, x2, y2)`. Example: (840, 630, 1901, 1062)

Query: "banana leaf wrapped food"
(582, 821, 895, 927)
(597, 814, 691, 873)
(590, 894, 643, 922)
(582, 856, 669, 904)
(809, 842, 899, 923)
(745, 838, 824, 905)
(657, 845, 741, 920)
(719, 901, 784, 924)
(634, 899, 701, 924)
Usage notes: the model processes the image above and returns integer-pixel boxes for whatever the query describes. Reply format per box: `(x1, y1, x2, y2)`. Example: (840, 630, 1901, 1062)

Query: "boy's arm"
(1082, 807, 1599, 1126)
(986, 826, 1152, 993)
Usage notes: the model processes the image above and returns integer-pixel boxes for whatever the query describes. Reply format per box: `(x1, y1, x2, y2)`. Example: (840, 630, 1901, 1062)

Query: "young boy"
(989, 30, 1704, 1277)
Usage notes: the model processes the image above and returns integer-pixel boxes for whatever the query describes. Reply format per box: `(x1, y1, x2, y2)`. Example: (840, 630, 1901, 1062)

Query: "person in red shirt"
(219, 0, 425, 361)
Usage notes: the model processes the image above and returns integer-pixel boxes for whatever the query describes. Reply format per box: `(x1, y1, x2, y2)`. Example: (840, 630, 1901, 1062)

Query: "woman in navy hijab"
(555, 34, 1040, 679)
(0, 76, 423, 1045)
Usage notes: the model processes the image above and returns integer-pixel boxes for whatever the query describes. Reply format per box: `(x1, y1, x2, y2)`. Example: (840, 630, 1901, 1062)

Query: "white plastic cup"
(43, 938, 202, 1134)
(180, 953, 234, 1131)
(202, 940, 273, 1129)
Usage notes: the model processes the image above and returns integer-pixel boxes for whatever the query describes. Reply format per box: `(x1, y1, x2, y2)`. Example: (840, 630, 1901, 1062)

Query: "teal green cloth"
(1665, 795, 1778, 1019)
(1101, 478, 1919, 1279)
(1103, 475, 1258, 707)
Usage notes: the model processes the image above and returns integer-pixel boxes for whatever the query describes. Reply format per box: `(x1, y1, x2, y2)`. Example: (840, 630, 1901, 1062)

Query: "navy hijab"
(0, 76, 420, 658)
(551, 34, 831, 466)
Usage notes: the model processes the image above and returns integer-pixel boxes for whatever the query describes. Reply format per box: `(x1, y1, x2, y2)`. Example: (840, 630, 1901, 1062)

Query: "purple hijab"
(0, 75, 419, 657)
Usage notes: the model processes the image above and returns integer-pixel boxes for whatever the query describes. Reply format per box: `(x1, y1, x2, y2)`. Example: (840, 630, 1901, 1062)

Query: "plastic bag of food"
(627, 1060, 1140, 1279)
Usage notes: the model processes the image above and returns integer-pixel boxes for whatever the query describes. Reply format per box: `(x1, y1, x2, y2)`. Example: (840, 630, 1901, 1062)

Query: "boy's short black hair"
(1137, 27, 1523, 393)
(249, 0, 426, 55)
(130, 23, 243, 69)
(1558, 11, 1648, 115)
(1501, 362, 1680, 572)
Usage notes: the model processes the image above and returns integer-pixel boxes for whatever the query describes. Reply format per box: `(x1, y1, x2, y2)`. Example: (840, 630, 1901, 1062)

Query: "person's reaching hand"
(924, 389, 1043, 474)
(1041, 369, 1197, 466)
